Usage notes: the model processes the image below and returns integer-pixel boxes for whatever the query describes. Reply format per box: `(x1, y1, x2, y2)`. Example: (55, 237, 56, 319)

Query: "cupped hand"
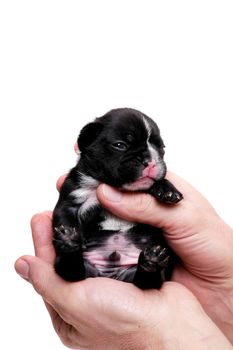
(95, 172, 233, 343)
(15, 213, 232, 349)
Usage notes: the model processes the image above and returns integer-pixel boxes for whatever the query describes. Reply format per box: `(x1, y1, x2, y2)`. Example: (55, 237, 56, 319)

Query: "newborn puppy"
(53, 108, 183, 289)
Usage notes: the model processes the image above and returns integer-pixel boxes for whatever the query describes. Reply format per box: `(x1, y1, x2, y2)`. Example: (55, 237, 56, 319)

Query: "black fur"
(53, 108, 183, 289)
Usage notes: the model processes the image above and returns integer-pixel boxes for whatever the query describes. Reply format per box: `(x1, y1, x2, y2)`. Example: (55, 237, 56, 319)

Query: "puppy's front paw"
(53, 225, 82, 254)
(155, 187, 183, 203)
(150, 179, 183, 204)
(138, 245, 170, 273)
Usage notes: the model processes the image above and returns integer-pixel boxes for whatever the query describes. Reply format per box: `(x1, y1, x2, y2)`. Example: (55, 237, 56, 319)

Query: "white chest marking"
(70, 174, 100, 216)
(70, 174, 136, 230)
(100, 213, 135, 231)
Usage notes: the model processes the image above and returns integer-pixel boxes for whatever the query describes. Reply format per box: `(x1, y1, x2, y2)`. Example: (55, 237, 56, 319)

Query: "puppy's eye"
(112, 141, 128, 151)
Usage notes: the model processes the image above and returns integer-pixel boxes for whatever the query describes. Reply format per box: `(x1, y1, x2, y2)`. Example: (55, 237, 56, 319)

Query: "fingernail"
(102, 184, 122, 202)
(15, 259, 29, 280)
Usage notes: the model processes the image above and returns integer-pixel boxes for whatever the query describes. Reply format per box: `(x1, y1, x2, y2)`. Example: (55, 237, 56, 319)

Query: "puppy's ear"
(78, 122, 103, 151)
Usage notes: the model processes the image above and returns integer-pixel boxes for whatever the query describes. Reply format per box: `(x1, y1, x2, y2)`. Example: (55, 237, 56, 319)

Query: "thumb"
(96, 183, 185, 230)
(15, 256, 72, 315)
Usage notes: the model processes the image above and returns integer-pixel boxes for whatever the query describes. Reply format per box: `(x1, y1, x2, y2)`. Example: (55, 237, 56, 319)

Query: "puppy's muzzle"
(142, 160, 157, 179)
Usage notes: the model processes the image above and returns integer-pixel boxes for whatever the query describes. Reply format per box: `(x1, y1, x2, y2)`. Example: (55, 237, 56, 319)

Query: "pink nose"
(148, 160, 156, 168)
(142, 160, 157, 178)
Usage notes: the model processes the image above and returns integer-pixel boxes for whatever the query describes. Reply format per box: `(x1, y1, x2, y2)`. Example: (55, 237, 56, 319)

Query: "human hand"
(15, 213, 232, 350)
(95, 172, 233, 343)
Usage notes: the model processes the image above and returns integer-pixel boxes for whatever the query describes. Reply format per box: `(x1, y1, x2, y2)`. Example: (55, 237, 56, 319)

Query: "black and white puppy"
(53, 108, 183, 289)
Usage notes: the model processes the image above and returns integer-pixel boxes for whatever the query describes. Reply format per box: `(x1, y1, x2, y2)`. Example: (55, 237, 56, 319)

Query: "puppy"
(53, 108, 183, 289)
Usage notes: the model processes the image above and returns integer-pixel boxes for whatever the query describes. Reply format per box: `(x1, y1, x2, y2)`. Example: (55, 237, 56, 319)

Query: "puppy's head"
(78, 108, 166, 190)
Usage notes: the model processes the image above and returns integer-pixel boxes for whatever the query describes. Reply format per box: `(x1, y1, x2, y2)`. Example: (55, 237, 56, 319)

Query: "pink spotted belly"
(83, 233, 141, 270)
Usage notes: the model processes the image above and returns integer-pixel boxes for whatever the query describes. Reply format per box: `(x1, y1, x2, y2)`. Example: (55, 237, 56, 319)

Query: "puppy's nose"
(143, 159, 156, 168)
(142, 158, 151, 167)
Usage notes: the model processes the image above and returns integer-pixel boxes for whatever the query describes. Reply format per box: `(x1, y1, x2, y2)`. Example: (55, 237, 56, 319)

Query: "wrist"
(146, 284, 233, 350)
(175, 217, 233, 344)
(198, 220, 233, 344)
(155, 312, 232, 350)
(203, 286, 233, 344)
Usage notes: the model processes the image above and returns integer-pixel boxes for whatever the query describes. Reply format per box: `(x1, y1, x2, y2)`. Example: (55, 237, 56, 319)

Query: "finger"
(56, 174, 67, 191)
(30, 213, 63, 327)
(74, 142, 79, 154)
(96, 173, 231, 271)
(15, 256, 76, 324)
(31, 213, 55, 264)
(96, 171, 212, 231)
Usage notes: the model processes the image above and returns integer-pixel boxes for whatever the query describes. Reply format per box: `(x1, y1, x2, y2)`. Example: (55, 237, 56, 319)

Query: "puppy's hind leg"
(53, 225, 86, 282)
(133, 245, 171, 289)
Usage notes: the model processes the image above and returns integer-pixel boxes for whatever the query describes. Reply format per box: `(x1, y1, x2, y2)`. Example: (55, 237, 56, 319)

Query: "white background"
(1, 1, 233, 349)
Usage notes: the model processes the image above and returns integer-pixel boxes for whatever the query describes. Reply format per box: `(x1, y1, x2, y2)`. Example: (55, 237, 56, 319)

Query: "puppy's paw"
(138, 245, 170, 272)
(150, 179, 183, 204)
(53, 225, 82, 254)
(155, 187, 183, 203)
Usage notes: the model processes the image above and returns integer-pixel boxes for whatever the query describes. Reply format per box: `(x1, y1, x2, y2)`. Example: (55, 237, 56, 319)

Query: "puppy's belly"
(83, 232, 141, 274)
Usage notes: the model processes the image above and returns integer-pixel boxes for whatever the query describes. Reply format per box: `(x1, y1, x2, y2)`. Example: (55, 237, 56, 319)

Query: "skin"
(15, 171, 233, 349)
(96, 172, 233, 343)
